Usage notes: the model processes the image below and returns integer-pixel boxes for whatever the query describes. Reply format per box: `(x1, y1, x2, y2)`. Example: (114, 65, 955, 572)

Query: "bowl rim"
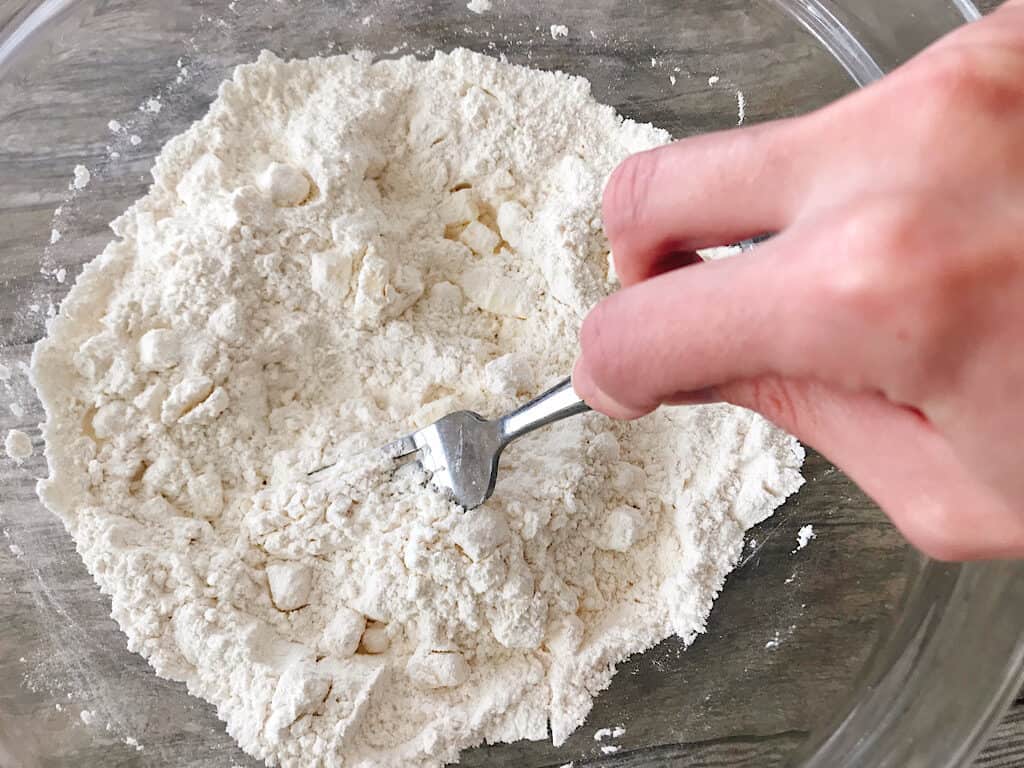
(3, 3, 1019, 768)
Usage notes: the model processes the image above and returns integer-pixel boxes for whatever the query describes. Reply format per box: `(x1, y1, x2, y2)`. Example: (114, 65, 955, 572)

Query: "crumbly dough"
(32, 49, 804, 767)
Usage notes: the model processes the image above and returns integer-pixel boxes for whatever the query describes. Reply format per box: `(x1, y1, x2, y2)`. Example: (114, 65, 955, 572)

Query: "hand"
(574, 0, 1024, 561)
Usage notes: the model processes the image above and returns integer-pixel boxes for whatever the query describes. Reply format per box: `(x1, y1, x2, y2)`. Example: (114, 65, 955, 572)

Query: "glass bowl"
(1, 1, 1022, 767)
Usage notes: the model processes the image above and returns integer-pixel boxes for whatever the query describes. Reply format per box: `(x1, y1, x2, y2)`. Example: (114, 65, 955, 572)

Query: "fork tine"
(382, 434, 420, 460)
(308, 433, 420, 480)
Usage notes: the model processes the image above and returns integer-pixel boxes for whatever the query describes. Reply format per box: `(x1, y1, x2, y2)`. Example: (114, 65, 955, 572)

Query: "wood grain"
(978, 704, 1024, 767)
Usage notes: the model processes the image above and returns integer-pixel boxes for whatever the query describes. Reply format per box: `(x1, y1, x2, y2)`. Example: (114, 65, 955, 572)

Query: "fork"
(383, 377, 591, 509)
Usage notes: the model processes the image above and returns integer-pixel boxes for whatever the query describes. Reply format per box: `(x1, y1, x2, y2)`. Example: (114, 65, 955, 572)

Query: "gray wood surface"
(0, 0, 1019, 766)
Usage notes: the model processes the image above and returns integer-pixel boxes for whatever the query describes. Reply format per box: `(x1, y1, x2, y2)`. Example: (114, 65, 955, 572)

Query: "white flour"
(795, 524, 816, 552)
(71, 164, 90, 190)
(32, 49, 804, 767)
(5, 429, 32, 461)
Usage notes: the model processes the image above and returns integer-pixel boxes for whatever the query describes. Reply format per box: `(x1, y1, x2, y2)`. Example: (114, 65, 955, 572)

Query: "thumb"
(574, 228, 829, 419)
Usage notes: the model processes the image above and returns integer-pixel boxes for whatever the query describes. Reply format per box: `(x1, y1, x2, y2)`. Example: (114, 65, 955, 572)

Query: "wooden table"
(0, 1, 1019, 766)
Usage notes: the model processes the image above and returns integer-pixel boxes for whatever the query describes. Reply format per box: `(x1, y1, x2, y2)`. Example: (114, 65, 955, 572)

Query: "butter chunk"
(407, 651, 470, 689)
(267, 561, 313, 611)
(458, 267, 530, 318)
(459, 220, 501, 256)
(440, 189, 480, 226)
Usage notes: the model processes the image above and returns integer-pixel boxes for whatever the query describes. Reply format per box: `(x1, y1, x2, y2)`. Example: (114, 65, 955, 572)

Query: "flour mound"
(32, 49, 804, 767)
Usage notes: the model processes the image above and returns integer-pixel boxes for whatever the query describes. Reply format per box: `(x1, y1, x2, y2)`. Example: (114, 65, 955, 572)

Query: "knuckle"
(924, 48, 988, 101)
(822, 199, 932, 312)
(825, 200, 959, 401)
(723, 376, 808, 436)
(814, 200, 952, 402)
(916, 46, 1024, 122)
(579, 298, 620, 384)
(895, 499, 970, 562)
(863, 199, 931, 256)
(603, 150, 660, 240)
(820, 207, 896, 312)
(908, 531, 963, 562)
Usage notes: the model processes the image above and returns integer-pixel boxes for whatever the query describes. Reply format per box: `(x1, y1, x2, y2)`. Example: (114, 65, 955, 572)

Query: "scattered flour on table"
(593, 725, 625, 741)
(32, 48, 804, 768)
(550, 24, 569, 39)
(794, 524, 816, 552)
(467, 0, 492, 13)
(765, 623, 797, 651)
(71, 165, 91, 190)
(5, 429, 32, 461)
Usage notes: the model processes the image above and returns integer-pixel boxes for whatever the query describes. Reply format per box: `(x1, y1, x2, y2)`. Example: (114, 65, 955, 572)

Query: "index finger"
(604, 118, 811, 287)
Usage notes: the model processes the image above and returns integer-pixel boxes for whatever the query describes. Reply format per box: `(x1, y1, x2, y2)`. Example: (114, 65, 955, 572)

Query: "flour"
(32, 49, 804, 767)
(594, 725, 625, 741)
(5, 429, 32, 461)
(466, 0, 492, 13)
(794, 524, 816, 552)
(71, 165, 90, 190)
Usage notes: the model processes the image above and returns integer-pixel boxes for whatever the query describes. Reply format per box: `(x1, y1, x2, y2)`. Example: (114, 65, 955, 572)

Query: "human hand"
(574, 0, 1024, 561)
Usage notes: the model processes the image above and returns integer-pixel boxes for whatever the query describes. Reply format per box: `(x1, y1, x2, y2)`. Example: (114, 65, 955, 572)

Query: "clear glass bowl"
(1, 1, 1022, 767)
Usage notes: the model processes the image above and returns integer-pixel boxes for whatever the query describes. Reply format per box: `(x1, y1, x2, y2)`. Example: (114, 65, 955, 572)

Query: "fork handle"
(498, 377, 591, 445)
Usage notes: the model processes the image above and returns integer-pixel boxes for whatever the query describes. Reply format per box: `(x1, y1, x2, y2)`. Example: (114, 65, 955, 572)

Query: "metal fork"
(382, 377, 591, 509)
